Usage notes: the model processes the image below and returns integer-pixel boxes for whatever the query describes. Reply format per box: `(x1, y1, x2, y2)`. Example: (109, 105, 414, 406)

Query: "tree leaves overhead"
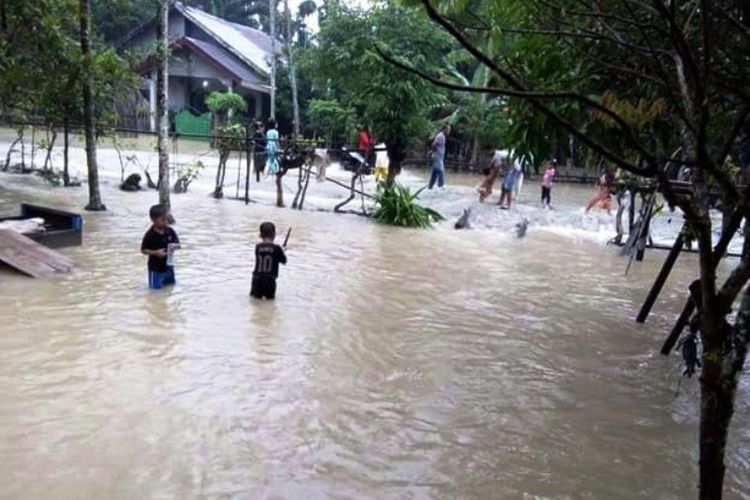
(307, 2, 452, 173)
(0, 0, 138, 126)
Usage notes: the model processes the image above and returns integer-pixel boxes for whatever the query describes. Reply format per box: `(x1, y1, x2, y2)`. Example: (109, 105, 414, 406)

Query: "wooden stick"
(660, 209, 745, 355)
(283, 227, 292, 248)
(637, 229, 684, 323)
(300, 167, 375, 200)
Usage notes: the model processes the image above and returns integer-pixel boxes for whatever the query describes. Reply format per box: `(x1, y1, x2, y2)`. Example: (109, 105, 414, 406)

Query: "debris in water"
(516, 218, 529, 238)
(455, 208, 471, 229)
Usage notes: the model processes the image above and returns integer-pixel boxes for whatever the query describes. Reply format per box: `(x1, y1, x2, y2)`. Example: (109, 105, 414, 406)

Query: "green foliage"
(0, 0, 79, 119)
(373, 183, 444, 228)
(306, 99, 356, 144)
(216, 123, 246, 152)
(0, 0, 138, 130)
(206, 91, 248, 120)
(92, 0, 154, 43)
(294, 136, 325, 148)
(308, 3, 452, 175)
(174, 160, 206, 193)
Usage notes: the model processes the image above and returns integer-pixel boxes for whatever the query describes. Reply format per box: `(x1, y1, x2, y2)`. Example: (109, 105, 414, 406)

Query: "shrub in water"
(373, 182, 444, 228)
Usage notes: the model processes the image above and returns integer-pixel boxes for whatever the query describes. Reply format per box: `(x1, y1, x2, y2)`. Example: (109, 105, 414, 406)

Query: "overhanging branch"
(415, 0, 656, 176)
(376, 47, 656, 176)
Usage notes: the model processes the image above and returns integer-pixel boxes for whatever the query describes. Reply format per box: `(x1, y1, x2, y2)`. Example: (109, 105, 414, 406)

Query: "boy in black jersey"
(141, 204, 180, 289)
(250, 221, 287, 300)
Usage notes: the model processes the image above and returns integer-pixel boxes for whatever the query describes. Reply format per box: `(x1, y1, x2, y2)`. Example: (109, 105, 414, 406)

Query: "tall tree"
(79, 0, 105, 210)
(283, 0, 299, 135)
(156, 0, 171, 209)
(268, 0, 276, 119)
(92, 0, 154, 43)
(309, 3, 450, 181)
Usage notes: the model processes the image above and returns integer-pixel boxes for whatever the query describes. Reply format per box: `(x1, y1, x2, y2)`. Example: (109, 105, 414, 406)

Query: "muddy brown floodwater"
(0, 170, 749, 499)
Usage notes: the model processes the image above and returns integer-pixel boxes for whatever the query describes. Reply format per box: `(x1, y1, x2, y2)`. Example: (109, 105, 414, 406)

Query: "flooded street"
(1, 163, 750, 499)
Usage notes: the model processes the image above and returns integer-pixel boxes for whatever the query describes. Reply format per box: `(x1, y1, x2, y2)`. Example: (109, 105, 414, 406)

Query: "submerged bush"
(373, 183, 444, 228)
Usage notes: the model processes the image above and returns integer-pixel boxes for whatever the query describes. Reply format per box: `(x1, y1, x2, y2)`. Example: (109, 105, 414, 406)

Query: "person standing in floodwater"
(250, 222, 287, 300)
(357, 125, 375, 171)
(499, 163, 522, 209)
(585, 167, 615, 214)
(428, 124, 450, 189)
(476, 148, 503, 203)
(541, 159, 557, 209)
(266, 120, 280, 175)
(252, 121, 266, 182)
(141, 204, 181, 290)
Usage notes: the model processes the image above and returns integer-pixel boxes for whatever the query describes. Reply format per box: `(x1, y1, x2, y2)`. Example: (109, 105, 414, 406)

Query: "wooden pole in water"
(299, 166, 312, 210)
(636, 229, 685, 323)
(636, 190, 656, 262)
(245, 126, 252, 205)
(660, 209, 744, 355)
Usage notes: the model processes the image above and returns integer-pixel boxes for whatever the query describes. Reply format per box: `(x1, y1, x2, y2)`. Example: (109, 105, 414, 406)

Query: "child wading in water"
(541, 159, 557, 209)
(251, 222, 287, 300)
(585, 167, 616, 214)
(141, 204, 180, 290)
(499, 164, 521, 209)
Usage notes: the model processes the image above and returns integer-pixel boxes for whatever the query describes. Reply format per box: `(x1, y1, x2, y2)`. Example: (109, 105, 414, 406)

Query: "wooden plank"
(0, 229, 73, 277)
(14, 233, 73, 270)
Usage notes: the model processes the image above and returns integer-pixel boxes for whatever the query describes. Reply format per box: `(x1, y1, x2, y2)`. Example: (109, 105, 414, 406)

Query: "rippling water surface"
(1, 165, 749, 499)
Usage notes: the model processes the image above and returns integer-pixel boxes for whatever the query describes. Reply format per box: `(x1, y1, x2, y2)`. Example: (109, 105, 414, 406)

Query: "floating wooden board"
(0, 229, 73, 278)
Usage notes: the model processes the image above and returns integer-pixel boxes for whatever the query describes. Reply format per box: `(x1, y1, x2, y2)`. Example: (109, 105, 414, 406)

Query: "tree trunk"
(698, 333, 730, 500)
(63, 119, 70, 186)
(276, 170, 285, 207)
(1, 0, 6, 33)
(698, 283, 750, 500)
(386, 147, 403, 184)
(269, 0, 276, 119)
(469, 132, 480, 171)
(44, 128, 57, 171)
(284, 0, 300, 135)
(80, 0, 105, 211)
(30, 126, 36, 170)
(19, 128, 25, 170)
(213, 151, 229, 198)
(3, 132, 21, 171)
(156, 0, 171, 210)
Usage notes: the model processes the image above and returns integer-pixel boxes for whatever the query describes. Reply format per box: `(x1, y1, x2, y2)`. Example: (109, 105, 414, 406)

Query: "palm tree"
(79, 0, 105, 210)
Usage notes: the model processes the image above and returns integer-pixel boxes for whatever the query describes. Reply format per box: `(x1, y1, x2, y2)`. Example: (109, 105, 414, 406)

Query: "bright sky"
(289, 0, 373, 35)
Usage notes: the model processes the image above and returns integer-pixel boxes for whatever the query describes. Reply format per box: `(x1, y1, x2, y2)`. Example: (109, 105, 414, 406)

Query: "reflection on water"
(1, 171, 749, 499)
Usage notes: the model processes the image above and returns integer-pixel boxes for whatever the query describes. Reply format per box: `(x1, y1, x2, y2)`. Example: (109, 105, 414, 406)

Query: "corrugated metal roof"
(176, 2, 279, 78)
(182, 37, 270, 92)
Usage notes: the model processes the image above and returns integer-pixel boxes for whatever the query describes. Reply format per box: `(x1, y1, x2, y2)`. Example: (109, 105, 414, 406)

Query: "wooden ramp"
(0, 229, 73, 277)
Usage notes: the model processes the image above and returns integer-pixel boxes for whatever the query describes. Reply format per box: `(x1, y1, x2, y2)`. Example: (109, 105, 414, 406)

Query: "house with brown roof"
(121, 1, 278, 132)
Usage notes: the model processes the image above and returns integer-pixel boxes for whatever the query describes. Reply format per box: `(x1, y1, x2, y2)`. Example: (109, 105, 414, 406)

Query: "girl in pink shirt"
(541, 160, 557, 208)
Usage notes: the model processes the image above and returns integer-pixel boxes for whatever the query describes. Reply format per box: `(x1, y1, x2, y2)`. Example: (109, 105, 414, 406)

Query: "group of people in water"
(141, 204, 287, 297)
(423, 121, 617, 213)
(248, 120, 617, 215)
(250, 120, 280, 182)
(474, 149, 530, 209)
(473, 152, 616, 213)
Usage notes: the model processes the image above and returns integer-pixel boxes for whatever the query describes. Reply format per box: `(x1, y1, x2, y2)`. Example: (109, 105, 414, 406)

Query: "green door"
(175, 109, 211, 140)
